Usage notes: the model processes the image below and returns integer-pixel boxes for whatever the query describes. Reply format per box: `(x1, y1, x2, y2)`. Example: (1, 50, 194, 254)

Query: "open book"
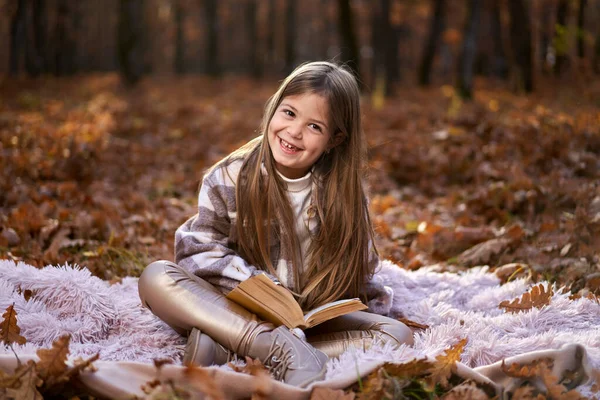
(226, 273, 367, 330)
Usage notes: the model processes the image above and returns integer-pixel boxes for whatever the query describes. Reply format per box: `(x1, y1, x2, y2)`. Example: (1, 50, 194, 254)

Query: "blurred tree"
(457, 0, 482, 100)
(419, 0, 445, 86)
(203, 0, 219, 76)
(337, 0, 360, 82)
(53, 0, 78, 76)
(28, 0, 47, 75)
(489, 0, 508, 79)
(508, 0, 533, 92)
(174, 0, 185, 74)
(266, 0, 277, 73)
(577, 0, 586, 59)
(371, 0, 399, 96)
(245, 0, 260, 78)
(118, 0, 146, 85)
(9, 0, 27, 75)
(284, 0, 296, 74)
(554, 0, 569, 75)
(539, 0, 552, 73)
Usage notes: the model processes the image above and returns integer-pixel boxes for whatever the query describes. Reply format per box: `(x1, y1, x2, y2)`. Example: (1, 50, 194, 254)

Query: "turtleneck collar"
(276, 170, 312, 193)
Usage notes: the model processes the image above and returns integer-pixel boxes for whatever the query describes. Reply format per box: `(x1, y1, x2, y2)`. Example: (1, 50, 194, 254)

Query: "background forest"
(0, 0, 600, 397)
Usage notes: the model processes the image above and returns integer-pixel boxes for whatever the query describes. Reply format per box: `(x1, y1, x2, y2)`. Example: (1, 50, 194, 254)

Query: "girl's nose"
(287, 122, 303, 138)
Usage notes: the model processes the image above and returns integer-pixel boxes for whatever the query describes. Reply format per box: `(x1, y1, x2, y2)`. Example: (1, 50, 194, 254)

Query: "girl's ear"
(327, 130, 345, 151)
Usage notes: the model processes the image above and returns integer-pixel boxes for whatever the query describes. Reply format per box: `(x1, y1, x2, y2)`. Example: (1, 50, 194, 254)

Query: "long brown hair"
(231, 61, 377, 310)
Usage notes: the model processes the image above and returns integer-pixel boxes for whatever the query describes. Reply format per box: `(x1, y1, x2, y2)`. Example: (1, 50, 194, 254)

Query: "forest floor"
(0, 73, 599, 397)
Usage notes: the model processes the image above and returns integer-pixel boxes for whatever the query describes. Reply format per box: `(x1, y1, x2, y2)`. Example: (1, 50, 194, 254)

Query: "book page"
(303, 298, 367, 328)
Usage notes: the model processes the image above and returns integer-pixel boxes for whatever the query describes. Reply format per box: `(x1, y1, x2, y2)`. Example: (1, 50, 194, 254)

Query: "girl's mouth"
(279, 137, 302, 154)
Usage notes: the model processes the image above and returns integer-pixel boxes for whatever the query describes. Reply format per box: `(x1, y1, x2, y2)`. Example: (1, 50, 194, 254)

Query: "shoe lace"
(262, 332, 295, 381)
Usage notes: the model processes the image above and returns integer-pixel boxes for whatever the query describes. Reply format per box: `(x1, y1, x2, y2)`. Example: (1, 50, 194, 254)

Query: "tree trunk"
(337, 0, 360, 82)
(457, 0, 482, 100)
(418, 0, 445, 86)
(490, 0, 508, 78)
(118, 0, 146, 85)
(174, 0, 185, 74)
(246, 0, 260, 78)
(267, 0, 276, 73)
(554, 0, 569, 75)
(24, 0, 47, 76)
(507, 0, 533, 92)
(9, 0, 27, 75)
(540, 0, 552, 73)
(284, 0, 296, 74)
(204, 0, 219, 76)
(577, 0, 586, 59)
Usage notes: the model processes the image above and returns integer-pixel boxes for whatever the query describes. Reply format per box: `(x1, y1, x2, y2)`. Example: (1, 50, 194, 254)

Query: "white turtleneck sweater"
(276, 170, 313, 287)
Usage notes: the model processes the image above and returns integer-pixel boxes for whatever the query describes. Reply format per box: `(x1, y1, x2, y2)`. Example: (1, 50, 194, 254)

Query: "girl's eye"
(283, 109, 295, 117)
(309, 123, 322, 132)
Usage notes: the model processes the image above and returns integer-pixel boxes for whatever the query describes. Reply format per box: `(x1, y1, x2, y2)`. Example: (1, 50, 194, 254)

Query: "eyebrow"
(280, 102, 329, 131)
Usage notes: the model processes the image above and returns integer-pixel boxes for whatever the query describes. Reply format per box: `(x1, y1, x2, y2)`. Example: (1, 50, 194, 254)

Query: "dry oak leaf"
(441, 381, 488, 400)
(310, 387, 355, 400)
(359, 359, 433, 398)
(184, 365, 225, 400)
(5, 360, 43, 400)
(35, 334, 70, 382)
(538, 362, 585, 400)
(0, 304, 27, 346)
(499, 284, 553, 314)
(427, 338, 468, 388)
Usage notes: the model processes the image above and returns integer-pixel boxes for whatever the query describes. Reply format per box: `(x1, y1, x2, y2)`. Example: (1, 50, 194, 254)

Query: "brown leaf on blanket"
(0, 304, 27, 346)
(4, 360, 43, 400)
(310, 387, 355, 400)
(184, 365, 226, 400)
(250, 369, 274, 400)
(36, 334, 70, 383)
(397, 317, 429, 331)
(229, 356, 269, 376)
(428, 338, 468, 388)
(499, 284, 553, 313)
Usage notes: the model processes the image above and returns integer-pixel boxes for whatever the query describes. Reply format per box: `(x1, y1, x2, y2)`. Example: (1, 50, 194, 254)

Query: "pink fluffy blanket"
(0, 259, 598, 397)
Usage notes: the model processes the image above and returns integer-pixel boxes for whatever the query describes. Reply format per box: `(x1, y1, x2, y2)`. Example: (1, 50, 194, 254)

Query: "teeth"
(281, 139, 298, 150)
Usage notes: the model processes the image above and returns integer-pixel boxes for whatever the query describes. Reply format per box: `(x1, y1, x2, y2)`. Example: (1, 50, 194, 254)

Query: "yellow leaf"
(428, 338, 467, 388)
(0, 304, 27, 346)
(499, 284, 553, 313)
(36, 334, 70, 381)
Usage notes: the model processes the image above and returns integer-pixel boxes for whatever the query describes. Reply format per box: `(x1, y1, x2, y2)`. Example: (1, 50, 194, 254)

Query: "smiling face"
(267, 93, 333, 179)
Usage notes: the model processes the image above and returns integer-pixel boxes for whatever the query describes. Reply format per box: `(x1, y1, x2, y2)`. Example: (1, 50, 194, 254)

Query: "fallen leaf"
(310, 387, 355, 400)
(397, 317, 429, 331)
(184, 365, 225, 400)
(0, 304, 27, 345)
(36, 334, 70, 382)
(441, 381, 488, 400)
(5, 361, 43, 400)
(428, 338, 468, 388)
(457, 238, 512, 266)
(499, 284, 553, 313)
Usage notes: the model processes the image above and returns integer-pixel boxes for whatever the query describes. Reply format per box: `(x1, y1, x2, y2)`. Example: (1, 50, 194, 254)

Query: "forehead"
(280, 93, 330, 120)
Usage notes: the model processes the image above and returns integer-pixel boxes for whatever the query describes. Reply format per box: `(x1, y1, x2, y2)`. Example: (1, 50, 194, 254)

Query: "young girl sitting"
(138, 61, 413, 388)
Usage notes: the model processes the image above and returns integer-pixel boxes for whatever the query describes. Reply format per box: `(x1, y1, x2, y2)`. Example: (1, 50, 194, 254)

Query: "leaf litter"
(1, 76, 600, 397)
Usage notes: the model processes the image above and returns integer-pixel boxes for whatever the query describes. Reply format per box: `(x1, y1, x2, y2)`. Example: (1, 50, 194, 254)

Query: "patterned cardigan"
(174, 156, 394, 315)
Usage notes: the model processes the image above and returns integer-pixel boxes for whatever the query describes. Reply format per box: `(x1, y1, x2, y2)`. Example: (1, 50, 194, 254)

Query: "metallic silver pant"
(138, 260, 413, 359)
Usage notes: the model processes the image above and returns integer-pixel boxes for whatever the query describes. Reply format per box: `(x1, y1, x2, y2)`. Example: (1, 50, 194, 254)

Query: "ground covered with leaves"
(0, 74, 599, 398)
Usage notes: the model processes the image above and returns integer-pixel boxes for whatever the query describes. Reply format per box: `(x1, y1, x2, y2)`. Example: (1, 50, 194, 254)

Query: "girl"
(138, 61, 413, 388)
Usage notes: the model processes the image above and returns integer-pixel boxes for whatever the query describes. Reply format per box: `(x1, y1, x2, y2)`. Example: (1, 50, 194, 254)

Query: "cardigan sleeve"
(174, 161, 278, 293)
